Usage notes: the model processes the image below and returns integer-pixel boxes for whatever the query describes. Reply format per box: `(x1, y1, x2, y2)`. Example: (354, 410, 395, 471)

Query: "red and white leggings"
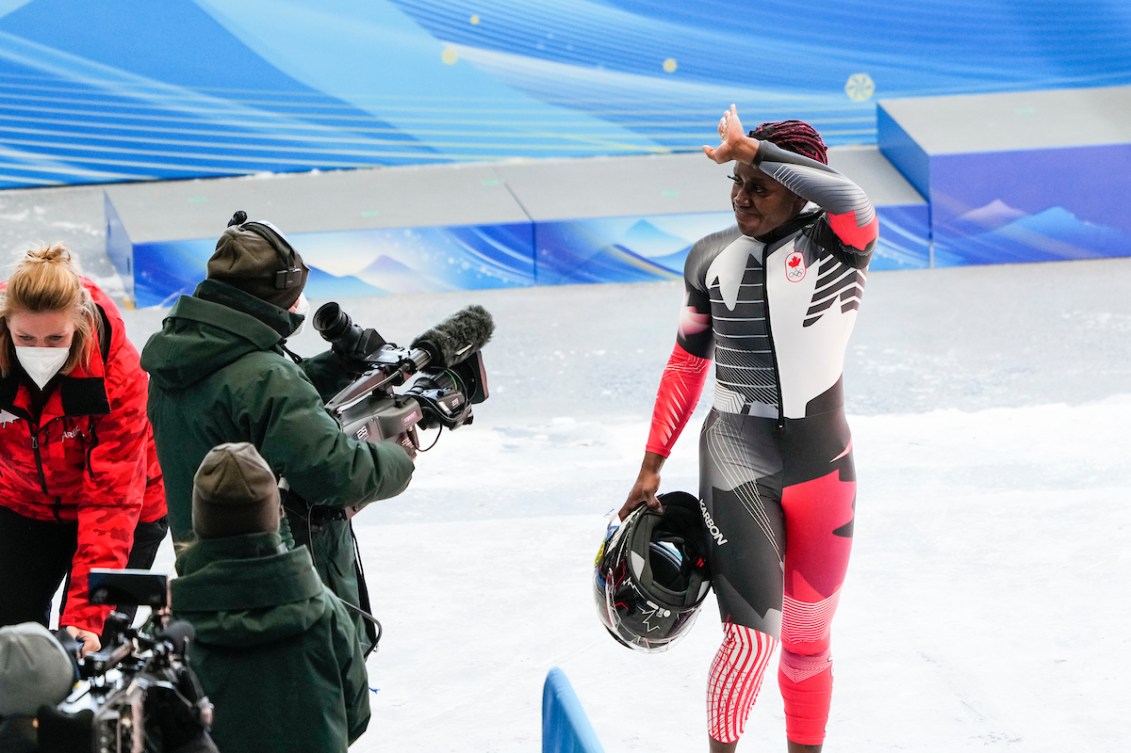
(698, 409, 856, 746)
(707, 591, 842, 745)
(647, 349, 857, 747)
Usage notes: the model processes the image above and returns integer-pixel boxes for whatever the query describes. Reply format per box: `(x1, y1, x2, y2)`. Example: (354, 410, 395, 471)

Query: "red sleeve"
(141, 425, 168, 522)
(644, 342, 712, 458)
(60, 316, 148, 633)
(827, 209, 879, 253)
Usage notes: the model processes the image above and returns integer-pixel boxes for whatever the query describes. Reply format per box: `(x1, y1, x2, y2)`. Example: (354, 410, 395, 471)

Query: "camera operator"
(2, 617, 221, 753)
(171, 442, 370, 753)
(140, 211, 414, 654)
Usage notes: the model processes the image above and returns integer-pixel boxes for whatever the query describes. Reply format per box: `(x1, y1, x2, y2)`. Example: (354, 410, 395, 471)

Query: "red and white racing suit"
(645, 142, 878, 745)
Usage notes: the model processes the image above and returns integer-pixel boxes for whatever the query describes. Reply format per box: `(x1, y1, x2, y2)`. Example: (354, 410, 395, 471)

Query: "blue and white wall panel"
(3, 0, 1130, 189)
(878, 87, 1131, 266)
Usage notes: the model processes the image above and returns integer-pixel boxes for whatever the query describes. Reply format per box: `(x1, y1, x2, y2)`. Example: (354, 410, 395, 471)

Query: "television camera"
(314, 301, 494, 453)
(49, 569, 218, 753)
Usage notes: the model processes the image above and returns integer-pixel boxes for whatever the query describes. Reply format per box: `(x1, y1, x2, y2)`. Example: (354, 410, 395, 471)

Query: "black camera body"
(315, 302, 492, 453)
(52, 570, 217, 753)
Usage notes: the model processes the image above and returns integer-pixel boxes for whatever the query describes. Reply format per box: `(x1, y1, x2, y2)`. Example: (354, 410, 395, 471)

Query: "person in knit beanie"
(171, 442, 372, 752)
(141, 210, 415, 659)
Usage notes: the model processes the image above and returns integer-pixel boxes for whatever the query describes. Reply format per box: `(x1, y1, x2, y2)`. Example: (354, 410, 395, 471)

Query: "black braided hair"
(748, 120, 828, 165)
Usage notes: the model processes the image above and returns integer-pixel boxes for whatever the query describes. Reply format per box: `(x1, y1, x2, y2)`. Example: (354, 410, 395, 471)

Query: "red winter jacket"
(0, 279, 166, 633)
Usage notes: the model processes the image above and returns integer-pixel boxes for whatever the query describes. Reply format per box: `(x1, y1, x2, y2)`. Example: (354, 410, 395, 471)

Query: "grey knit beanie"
(0, 623, 75, 718)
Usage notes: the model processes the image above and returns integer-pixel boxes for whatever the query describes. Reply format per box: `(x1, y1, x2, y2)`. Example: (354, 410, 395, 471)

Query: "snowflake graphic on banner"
(844, 73, 875, 102)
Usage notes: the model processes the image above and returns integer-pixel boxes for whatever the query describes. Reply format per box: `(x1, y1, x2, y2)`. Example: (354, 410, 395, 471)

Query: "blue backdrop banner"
(2, 0, 1129, 188)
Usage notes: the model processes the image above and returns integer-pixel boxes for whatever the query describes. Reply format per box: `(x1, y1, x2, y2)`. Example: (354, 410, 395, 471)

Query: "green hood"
(171, 532, 329, 648)
(141, 280, 302, 391)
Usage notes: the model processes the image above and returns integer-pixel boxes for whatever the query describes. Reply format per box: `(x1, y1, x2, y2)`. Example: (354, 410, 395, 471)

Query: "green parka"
(171, 532, 370, 753)
(141, 281, 414, 648)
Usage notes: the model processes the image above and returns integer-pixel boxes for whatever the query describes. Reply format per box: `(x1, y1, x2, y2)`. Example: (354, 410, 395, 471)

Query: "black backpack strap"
(95, 303, 113, 363)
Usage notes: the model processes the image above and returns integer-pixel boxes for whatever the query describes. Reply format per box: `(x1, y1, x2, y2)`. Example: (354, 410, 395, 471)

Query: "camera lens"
(313, 302, 351, 340)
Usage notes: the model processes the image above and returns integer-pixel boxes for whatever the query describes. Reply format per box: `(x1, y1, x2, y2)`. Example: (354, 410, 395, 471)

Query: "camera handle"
(325, 347, 432, 414)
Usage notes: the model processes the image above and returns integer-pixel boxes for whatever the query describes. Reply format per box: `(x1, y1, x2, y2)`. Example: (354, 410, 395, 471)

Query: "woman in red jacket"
(0, 244, 166, 655)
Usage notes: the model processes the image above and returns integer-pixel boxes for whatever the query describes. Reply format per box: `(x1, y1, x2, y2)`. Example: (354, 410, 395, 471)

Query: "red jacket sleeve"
(60, 303, 149, 633)
(645, 342, 712, 458)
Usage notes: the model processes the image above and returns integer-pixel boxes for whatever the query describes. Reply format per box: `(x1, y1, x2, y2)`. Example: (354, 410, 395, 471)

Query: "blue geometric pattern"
(118, 206, 924, 308)
(3, 0, 1129, 188)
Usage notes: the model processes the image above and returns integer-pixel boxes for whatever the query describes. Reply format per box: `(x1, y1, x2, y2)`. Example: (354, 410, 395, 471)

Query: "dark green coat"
(171, 532, 370, 753)
(141, 281, 414, 648)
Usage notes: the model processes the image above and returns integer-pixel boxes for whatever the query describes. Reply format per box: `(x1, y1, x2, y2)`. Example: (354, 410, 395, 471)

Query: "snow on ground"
(5, 184, 1131, 751)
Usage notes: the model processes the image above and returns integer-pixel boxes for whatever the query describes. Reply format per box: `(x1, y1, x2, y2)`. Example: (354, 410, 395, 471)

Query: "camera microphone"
(156, 620, 196, 654)
(410, 304, 495, 369)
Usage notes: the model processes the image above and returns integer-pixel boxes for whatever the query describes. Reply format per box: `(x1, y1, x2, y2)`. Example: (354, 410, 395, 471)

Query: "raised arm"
(704, 104, 878, 254)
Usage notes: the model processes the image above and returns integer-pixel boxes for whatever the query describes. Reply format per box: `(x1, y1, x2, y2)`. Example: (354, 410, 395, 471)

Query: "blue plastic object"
(542, 667, 606, 753)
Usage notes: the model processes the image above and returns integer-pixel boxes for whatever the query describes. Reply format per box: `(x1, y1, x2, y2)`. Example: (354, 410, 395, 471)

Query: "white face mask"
(15, 346, 70, 390)
(289, 293, 310, 337)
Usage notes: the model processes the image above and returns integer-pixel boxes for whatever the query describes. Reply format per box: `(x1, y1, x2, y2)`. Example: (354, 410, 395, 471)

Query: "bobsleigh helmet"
(593, 491, 712, 653)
